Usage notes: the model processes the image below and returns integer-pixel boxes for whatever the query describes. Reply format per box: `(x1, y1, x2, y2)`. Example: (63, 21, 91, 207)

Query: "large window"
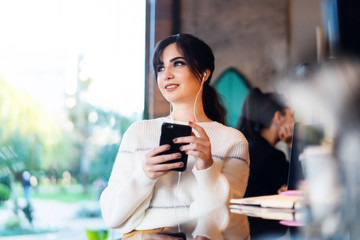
(0, 1, 145, 238)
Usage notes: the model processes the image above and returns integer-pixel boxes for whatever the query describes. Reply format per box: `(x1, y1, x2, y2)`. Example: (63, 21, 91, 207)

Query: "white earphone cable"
(193, 75, 205, 123)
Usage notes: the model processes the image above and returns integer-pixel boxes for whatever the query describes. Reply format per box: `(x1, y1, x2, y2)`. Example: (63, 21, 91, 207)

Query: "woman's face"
(156, 43, 201, 105)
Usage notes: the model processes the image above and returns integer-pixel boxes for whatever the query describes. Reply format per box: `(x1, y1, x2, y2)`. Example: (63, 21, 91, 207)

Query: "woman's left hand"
(173, 121, 213, 170)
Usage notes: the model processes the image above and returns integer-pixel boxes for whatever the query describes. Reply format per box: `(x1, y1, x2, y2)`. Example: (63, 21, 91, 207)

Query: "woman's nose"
(162, 68, 174, 80)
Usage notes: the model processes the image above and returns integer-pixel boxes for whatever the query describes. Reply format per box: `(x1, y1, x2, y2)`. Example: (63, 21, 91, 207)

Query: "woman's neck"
(260, 126, 279, 146)
(170, 102, 211, 123)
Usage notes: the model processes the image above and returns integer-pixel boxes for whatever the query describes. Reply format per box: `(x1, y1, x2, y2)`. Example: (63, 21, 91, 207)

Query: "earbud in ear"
(201, 72, 206, 82)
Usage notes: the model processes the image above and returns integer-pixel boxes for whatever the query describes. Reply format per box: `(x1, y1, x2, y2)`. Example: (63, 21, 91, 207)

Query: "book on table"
(230, 192, 304, 209)
(230, 192, 305, 221)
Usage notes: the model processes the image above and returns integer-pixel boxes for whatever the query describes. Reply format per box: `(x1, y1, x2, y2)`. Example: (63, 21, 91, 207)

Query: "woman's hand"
(277, 184, 288, 194)
(174, 121, 213, 170)
(143, 144, 184, 179)
(279, 123, 294, 147)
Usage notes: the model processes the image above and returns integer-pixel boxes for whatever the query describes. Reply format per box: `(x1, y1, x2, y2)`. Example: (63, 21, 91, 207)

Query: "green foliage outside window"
(0, 183, 10, 202)
(0, 77, 138, 185)
(0, 78, 67, 175)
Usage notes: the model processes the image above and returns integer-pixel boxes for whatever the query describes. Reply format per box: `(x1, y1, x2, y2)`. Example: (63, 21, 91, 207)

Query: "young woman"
(100, 33, 249, 233)
(237, 88, 295, 197)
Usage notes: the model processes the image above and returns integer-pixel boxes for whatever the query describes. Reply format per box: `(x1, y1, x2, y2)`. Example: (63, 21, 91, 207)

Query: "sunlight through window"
(0, 1, 145, 238)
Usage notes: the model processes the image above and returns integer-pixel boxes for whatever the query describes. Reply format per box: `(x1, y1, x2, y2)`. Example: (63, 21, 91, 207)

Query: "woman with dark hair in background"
(237, 87, 295, 197)
(100, 33, 249, 233)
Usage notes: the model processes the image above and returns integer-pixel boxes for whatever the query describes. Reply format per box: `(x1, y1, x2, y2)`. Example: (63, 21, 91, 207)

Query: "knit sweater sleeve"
(222, 140, 250, 199)
(100, 122, 157, 232)
(190, 124, 250, 215)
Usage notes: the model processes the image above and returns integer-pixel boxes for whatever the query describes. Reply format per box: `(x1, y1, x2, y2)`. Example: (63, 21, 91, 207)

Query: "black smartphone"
(160, 232, 187, 239)
(158, 122, 192, 172)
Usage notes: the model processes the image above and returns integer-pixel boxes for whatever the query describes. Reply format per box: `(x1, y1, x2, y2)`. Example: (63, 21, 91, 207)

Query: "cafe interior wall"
(145, 0, 322, 119)
(144, 1, 360, 237)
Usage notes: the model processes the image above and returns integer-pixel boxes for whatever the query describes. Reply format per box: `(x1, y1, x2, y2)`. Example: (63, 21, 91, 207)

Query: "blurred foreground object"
(278, 58, 360, 239)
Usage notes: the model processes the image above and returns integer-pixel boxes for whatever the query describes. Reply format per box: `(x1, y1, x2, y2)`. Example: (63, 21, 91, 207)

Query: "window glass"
(0, 1, 145, 238)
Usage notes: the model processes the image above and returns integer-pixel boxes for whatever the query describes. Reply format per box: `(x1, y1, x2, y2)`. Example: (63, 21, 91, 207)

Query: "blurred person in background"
(21, 170, 31, 205)
(237, 87, 295, 197)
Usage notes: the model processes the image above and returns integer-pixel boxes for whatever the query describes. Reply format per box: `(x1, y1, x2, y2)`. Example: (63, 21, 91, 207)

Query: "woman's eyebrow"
(169, 56, 185, 63)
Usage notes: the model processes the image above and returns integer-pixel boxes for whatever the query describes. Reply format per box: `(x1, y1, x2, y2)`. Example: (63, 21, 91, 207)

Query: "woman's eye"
(174, 61, 185, 67)
(156, 66, 164, 72)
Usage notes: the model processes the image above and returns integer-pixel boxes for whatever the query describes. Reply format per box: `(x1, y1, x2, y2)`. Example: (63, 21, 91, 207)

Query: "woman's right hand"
(143, 144, 184, 179)
(279, 123, 294, 147)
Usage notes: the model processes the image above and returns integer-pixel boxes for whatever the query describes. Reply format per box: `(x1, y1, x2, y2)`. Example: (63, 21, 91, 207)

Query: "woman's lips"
(165, 84, 179, 90)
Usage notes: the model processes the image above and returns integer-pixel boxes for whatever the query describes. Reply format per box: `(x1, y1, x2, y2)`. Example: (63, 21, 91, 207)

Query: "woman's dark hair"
(152, 33, 226, 124)
(236, 88, 288, 145)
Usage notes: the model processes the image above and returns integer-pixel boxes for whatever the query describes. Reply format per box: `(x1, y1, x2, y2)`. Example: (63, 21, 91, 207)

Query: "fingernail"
(173, 138, 178, 143)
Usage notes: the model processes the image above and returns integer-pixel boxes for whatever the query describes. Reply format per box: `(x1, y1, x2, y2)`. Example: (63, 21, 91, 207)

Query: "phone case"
(158, 122, 192, 172)
(160, 232, 187, 239)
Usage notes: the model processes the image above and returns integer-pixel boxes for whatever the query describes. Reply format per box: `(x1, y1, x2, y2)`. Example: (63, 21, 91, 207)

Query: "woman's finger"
(188, 121, 208, 139)
(145, 160, 184, 173)
(146, 152, 183, 165)
(145, 144, 171, 158)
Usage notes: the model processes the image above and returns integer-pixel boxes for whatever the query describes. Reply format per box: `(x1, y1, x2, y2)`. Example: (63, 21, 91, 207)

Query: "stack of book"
(230, 191, 305, 223)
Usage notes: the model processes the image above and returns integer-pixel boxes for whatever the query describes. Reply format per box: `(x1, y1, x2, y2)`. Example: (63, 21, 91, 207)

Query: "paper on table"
(230, 193, 304, 210)
(230, 205, 296, 221)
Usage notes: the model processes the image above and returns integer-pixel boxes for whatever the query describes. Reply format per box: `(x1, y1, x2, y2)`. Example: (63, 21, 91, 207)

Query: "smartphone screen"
(158, 122, 192, 172)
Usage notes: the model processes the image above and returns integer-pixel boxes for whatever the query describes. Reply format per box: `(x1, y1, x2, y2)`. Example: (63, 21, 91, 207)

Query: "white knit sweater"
(100, 117, 249, 233)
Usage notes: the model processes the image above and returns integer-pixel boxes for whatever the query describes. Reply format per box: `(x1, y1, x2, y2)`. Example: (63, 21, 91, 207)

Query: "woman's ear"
(202, 69, 211, 82)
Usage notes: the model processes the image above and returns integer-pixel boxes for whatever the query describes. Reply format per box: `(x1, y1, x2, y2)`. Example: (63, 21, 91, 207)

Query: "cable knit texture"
(100, 117, 249, 233)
